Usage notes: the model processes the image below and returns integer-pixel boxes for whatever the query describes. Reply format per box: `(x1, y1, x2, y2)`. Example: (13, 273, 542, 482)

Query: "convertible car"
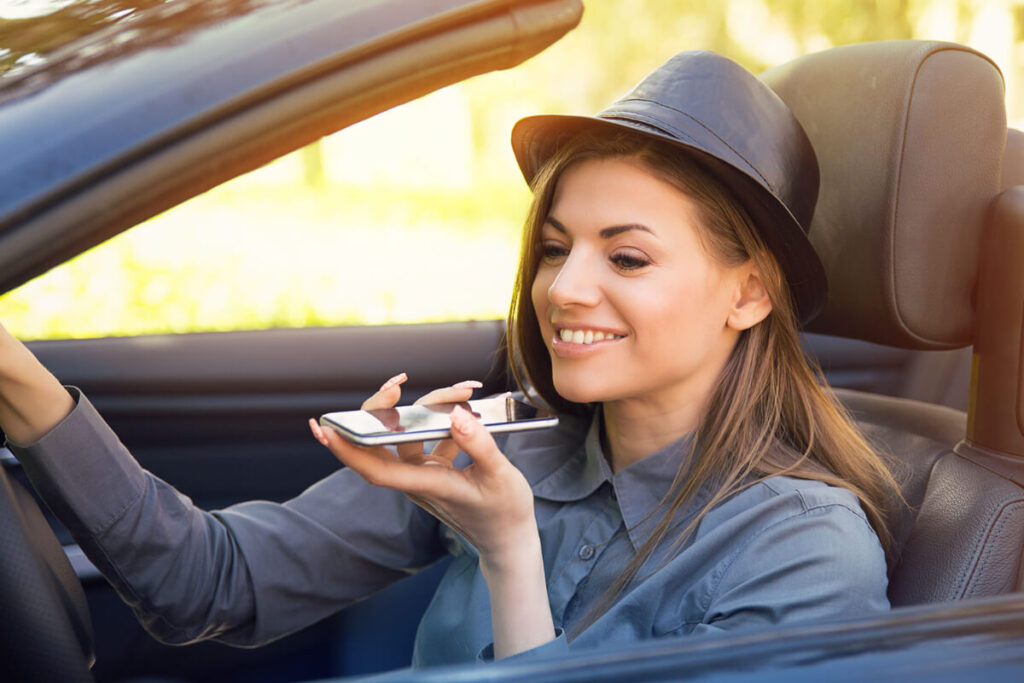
(1, 1, 1022, 681)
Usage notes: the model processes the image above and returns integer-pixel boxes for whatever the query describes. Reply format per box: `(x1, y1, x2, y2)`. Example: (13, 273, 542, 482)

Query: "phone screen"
(320, 396, 558, 446)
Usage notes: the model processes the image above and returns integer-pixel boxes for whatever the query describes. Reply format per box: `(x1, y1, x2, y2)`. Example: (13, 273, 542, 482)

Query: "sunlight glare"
(0, 0, 75, 20)
(915, 0, 959, 41)
(726, 0, 800, 65)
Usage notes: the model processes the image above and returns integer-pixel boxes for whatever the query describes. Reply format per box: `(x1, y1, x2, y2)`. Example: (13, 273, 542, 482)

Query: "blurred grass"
(0, 180, 532, 340)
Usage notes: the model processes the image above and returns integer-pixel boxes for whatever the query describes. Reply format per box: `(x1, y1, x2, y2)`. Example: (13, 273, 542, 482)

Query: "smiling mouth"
(556, 328, 626, 345)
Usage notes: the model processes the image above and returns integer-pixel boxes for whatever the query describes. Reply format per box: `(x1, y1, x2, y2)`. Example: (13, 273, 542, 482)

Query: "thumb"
(448, 404, 504, 470)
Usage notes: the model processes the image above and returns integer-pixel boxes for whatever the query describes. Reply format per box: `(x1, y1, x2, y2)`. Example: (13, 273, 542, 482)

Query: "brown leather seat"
(763, 41, 1024, 605)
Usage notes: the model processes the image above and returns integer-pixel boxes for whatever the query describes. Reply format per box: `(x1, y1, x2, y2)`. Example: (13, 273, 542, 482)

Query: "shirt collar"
(526, 410, 605, 502)
(528, 411, 706, 551)
(600, 421, 700, 550)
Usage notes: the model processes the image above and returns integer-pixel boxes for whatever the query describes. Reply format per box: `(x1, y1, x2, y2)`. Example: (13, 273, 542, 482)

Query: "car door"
(0, 1, 581, 680)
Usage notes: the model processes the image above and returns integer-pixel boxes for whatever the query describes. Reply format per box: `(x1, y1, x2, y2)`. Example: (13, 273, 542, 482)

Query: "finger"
(448, 404, 506, 471)
(399, 439, 463, 466)
(309, 418, 330, 447)
(396, 440, 428, 462)
(413, 380, 482, 406)
(362, 372, 408, 410)
(321, 424, 456, 495)
(429, 438, 461, 464)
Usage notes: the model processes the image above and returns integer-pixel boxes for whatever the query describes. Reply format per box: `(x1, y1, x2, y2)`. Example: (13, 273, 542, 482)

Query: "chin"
(552, 376, 612, 405)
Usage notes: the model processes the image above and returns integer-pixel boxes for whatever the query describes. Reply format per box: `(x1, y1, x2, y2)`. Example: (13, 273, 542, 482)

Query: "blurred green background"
(2, 0, 1021, 340)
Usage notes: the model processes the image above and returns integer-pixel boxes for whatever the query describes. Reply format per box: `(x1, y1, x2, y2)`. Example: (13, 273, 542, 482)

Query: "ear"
(727, 266, 772, 331)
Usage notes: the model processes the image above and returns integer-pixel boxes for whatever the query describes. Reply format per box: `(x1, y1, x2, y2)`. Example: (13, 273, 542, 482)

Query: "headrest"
(1002, 128, 1024, 190)
(762, 41, 1005, 349)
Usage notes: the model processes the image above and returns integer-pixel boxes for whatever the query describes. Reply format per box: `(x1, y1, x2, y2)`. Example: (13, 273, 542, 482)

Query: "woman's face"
(530, 156, 751, 412)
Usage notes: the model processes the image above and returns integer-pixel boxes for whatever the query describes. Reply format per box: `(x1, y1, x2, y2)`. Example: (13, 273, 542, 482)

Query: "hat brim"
(511, 114, 827, 326)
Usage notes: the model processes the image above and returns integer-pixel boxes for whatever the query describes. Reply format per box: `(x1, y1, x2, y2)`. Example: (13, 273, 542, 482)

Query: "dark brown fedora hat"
(511, 50, 827, 325)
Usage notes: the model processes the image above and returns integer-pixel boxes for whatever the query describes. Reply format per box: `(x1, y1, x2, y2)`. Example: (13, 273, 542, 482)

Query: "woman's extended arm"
(0, 323, 75, 444)
(1, 327, 447, 647)
(310, 380, 557, 659)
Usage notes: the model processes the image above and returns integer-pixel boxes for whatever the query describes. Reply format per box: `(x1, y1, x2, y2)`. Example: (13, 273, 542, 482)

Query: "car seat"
(762, 40, 1024, 605)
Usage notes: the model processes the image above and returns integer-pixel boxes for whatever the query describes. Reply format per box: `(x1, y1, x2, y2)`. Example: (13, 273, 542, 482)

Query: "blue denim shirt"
(10, 389, 889, 667)
(416, 412, 890, 664)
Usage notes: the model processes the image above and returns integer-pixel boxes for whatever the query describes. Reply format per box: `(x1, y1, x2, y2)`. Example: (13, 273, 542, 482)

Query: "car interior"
(1, 31, 1023, 683)
(763, 40, 1024, 606)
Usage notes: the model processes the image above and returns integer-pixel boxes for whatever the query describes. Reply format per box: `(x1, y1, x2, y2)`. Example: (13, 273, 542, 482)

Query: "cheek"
(634, 273, 730, 344)
(530, 270, 553, 325)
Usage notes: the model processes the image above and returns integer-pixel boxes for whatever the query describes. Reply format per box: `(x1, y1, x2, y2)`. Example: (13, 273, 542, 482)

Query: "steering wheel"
(0, 460, 95, 682)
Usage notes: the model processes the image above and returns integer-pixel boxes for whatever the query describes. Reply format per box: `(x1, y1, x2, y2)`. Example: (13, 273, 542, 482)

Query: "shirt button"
(578, 544, 595, 561)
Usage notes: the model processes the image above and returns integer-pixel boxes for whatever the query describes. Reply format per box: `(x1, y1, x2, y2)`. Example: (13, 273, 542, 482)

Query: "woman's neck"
(601, 399, 703, 472)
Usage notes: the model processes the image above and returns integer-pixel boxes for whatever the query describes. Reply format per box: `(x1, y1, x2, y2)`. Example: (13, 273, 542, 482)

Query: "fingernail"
(450, 405, 473, 435)
(453, 380, 483, 389)
(381, 372, 407, 390)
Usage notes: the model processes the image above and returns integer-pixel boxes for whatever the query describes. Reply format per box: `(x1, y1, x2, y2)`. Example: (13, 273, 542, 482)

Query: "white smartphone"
(319, 395, 558, 446)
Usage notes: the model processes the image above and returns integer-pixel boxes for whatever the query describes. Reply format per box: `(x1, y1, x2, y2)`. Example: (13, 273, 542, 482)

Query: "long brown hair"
(507, 129, 902, 626)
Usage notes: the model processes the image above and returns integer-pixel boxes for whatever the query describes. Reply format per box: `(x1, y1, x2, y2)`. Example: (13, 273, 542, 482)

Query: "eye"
(538, 240, 569, 264)
(610, 249, 651, 271)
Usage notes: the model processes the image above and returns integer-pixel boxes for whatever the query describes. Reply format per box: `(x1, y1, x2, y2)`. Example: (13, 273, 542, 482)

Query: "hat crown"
(599, 51, 818, 233)
(509, 50, 827, 323)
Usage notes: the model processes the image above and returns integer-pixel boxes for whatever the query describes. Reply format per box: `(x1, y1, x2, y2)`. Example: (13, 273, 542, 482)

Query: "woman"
(1, 51, 899, 666)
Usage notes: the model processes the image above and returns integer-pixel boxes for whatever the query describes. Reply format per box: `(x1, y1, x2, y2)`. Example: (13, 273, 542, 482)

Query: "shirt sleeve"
(476, 628, 568, 663)
(691, 495, 890, 636)
(8, 387, 446, 647)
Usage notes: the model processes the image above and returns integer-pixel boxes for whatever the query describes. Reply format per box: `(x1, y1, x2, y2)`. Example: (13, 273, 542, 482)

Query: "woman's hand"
(308, 373, 556, 657)
(0, 322, 75, 445)
(308, 373, 536, 561)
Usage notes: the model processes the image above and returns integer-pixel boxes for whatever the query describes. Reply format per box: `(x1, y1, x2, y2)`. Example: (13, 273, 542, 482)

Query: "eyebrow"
(545, 216, 654, 239)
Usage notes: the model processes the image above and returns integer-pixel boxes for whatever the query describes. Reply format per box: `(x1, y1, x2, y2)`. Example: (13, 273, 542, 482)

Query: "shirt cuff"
(7, 386, 148, 539)
(476, 628, 568, 663)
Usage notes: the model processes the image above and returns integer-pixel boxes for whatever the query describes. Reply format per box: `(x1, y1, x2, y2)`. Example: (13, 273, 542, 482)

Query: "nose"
(547, 249, 601, 309)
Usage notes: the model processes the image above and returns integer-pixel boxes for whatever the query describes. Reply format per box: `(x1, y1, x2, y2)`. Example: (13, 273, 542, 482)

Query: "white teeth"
(557, 328, 621, 345)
